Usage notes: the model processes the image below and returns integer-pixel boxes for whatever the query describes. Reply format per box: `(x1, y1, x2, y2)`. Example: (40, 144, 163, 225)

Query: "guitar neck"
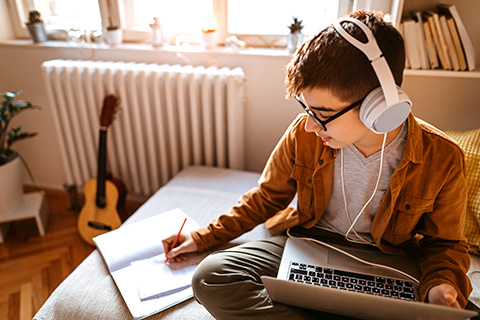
(96, 129, 108, 208)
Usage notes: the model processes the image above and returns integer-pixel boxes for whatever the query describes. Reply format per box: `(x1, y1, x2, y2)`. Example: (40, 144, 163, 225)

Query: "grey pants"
(192, 235, 358, 320)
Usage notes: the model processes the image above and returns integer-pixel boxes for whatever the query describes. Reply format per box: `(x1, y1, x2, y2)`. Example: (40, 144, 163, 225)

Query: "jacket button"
(405, 204, 411, 210)
(308, 179, 312, 184)
(318, 160, 324, 165)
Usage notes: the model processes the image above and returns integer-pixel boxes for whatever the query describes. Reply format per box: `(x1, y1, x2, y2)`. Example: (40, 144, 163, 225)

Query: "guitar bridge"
(87, 221, 112, 231)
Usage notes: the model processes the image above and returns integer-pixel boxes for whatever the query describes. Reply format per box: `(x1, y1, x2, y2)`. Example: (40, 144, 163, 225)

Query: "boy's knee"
(192, 253, 223, 302)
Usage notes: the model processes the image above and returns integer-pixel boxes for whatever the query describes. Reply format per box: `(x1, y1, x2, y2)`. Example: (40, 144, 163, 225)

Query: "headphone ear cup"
(359, 86, 412, 134)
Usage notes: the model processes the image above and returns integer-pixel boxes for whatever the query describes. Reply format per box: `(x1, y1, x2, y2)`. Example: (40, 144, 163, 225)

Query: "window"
(123, 0, 214, 33)
(20, 0, 102, 30)
(120, 0, 215, 43)
(7, 0, 104, 39)
(227, 0, 340, 36)
(7, 0, 398, 47)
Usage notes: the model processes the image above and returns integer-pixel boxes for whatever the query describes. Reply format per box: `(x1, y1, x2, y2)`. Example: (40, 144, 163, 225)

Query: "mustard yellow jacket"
(192, 113, 472, 306)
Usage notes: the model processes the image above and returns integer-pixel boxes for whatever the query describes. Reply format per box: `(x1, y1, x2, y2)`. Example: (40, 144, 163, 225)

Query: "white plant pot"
(202, 32, 217, 49)
(106, 28, 123, 45)
(0, 157, 24, 216)
(26, 22, 48, 43)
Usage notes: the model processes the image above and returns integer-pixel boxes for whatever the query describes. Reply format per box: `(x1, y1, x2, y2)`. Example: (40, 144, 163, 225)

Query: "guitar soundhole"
(88, 221, 112, 231)
(96, 196, 107, 208)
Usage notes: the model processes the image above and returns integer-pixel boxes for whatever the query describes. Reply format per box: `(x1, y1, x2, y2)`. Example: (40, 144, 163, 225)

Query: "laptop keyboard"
(287, 261, 416, 301)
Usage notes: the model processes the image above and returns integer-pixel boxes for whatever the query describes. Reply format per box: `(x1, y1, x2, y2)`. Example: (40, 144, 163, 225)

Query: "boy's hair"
(285, 10, 405, 103)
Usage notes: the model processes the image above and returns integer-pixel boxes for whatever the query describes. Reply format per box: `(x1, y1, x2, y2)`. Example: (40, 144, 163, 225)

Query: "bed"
(34, 127, 480, 319)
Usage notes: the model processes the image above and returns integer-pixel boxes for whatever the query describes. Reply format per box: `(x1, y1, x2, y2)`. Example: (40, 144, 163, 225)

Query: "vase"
(0, 157, 24, 216)
(287, 32, 304, 53)
(26, 22, 48, 43)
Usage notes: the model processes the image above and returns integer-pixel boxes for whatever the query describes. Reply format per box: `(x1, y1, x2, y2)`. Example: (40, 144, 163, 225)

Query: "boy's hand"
(428, 283, 461, 309)
(162, 232, 198, 263)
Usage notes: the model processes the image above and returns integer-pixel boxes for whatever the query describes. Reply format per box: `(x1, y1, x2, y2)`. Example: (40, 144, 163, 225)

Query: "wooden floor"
(0, 188, 142, 320)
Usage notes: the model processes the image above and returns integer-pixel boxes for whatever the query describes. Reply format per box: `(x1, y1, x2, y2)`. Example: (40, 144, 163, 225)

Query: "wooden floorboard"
(0, 188, 142, 320)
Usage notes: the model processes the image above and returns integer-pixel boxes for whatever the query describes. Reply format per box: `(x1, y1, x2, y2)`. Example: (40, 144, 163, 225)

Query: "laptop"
(261, 233, 477, 320)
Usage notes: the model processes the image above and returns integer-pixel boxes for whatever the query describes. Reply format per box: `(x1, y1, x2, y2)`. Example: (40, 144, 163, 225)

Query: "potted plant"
(0, 91, 40, 215)
(105, 16, 123, 45)
(287, 17, 304, 53)
(26, 10, 48, 43)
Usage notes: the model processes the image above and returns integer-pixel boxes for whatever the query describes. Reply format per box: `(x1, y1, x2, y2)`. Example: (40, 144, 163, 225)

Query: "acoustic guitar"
(78, 94, 128, 245)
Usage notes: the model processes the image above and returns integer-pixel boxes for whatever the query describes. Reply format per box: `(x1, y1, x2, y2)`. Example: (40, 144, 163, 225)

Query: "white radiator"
(41, 59, 246, 196)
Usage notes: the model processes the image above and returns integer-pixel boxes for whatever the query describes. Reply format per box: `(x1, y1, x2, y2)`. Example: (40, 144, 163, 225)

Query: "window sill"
(0, 39, 293, 58)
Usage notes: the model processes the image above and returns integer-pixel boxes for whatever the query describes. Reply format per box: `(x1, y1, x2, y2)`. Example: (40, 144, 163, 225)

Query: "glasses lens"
(296, 96, 327, 131)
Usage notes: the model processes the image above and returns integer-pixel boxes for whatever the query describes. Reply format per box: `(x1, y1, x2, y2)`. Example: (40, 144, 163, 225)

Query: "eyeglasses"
(295, 95, 364, 131)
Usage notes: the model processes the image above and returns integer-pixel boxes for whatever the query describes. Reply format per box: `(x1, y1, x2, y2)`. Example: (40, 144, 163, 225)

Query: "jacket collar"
(402, 113, 424, 165)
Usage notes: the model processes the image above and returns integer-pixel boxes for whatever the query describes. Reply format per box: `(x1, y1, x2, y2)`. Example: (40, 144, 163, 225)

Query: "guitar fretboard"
(95, 129, 108, 208)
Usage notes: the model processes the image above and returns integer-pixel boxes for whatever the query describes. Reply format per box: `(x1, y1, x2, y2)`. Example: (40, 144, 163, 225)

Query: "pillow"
(446, 129, 480, 255)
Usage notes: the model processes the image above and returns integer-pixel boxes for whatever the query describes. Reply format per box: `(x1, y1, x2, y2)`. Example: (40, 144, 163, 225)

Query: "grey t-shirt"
(316, 122, 408, 244)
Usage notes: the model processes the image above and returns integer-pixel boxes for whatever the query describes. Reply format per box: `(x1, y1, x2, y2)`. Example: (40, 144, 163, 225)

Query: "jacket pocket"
(391, 194, 435, 235)
(291, 164, 315, 213)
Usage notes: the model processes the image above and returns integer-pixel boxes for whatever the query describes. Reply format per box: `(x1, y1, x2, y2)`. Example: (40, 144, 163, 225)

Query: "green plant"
(288, 17, 304, 34)
(28, 10, 43, 24)
(0, 91, 40, 165)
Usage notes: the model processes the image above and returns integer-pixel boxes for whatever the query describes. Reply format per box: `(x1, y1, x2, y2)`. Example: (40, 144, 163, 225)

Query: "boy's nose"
(304, 115, 323, 133)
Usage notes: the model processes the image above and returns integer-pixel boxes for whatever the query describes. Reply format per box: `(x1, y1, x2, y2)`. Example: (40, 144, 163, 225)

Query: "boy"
(162, 10, 472, 319)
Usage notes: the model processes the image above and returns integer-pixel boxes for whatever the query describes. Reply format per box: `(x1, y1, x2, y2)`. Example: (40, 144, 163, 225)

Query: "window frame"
(6, 0, 30, 39)
(7, 0, 399, 47)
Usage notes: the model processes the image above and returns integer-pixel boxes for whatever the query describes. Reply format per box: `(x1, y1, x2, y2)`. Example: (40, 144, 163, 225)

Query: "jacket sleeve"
(191, 116, 303, 253)
(416, 153, 472, 307)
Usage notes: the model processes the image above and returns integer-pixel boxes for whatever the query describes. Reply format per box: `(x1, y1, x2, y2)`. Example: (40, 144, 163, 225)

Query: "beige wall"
(0, 43, 299, 193)
(402, 76, 480, 131)
(1, 7, 479, 196)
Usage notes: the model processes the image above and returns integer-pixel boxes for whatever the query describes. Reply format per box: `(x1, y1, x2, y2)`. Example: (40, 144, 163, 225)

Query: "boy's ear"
(359, 86, 411, 134)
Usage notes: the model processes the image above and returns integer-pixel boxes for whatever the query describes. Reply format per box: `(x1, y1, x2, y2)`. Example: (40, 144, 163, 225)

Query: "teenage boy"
(162, 10, 472, 319)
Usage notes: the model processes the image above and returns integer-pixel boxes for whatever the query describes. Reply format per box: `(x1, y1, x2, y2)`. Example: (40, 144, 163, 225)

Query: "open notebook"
(262, 236, 477, 320)
(94, 208, 207, 319)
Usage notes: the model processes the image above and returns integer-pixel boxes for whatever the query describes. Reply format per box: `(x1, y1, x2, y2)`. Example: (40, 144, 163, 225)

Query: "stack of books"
(399, 4, 475, 71)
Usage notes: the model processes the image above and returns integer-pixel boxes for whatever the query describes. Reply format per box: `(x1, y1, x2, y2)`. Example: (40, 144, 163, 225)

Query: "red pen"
(165, 218, 187, 263)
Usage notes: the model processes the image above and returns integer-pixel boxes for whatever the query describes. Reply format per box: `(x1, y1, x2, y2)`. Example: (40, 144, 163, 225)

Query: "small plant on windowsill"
(287, 17, 304, 53)
(26, 10, 48, 42)
(105, 16, 123, 45)
(28, 10, 43, 24)
(288, 17, 304, 34)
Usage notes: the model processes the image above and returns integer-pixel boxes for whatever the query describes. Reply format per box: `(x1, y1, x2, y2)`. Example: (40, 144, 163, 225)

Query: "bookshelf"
(404, 68, 480, 79)
(397, 0, 479, 78)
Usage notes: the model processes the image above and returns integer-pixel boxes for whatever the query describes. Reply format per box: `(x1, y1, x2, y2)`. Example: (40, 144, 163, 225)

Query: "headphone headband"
(333, 17, 411, 133)
(333, 18, 383, 61)
(333, 18, 399, 107)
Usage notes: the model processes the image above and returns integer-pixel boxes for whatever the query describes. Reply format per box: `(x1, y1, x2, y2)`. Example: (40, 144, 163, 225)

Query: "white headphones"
(333, 17, 411, 134)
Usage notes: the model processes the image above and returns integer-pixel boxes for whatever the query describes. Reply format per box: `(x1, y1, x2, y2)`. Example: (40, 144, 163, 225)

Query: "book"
(402, 18, 422, 70)
(422, 20, 440, 69)
(424, 11, 451, 70)
(439, 14, 460, 71)
(93, 208, 206, 319)
(412, 11, 430, 69)
(446, 17, 468, 71)
(438, 4, 475, 71)
(430, 11, 453, 70)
